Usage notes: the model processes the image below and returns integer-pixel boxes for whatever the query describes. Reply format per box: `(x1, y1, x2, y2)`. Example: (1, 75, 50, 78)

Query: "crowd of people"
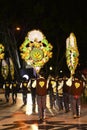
(1, 71, 87, 123)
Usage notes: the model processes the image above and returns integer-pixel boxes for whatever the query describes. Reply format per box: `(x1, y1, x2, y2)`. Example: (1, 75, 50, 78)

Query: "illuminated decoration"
(0, 44, 4, 60)
(9, 57, 14, 80)
(1, 58, 15, 80)
(23, 74, 29, 80)
(20, 29, 53, 73)
(1, 59, 9, 80)
(66, 32, 79, 77)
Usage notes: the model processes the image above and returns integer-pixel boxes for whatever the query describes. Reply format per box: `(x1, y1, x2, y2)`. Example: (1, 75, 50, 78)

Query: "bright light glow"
(26, 94, 32, 115)
(31, 124, 38, 130)
(16, 27, 20, 31)
(49, 66, 52, 70)
(60, 70, 62, 73)
(28, 30, 44, 42)
(26, 94, 38, 115)
(23, 74, 29, 80)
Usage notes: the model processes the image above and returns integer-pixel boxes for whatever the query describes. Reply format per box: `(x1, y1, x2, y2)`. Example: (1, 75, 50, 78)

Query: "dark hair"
(39, 71, 44, 77)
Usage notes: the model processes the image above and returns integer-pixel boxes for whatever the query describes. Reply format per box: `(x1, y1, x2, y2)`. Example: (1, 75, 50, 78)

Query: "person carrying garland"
(70, 75, 85, 118)
(47, 75, 56, 109)
(56, 77, 64, 111)
(20, 78, 29, 105)
(28, 76, 37, 113)
(63, 76, 71, 113)
(32, 72, 48, 123)
(10, 80, 18, 104)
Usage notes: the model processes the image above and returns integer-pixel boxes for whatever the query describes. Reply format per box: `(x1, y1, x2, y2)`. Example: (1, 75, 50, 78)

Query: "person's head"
(39, 71, 44, 78)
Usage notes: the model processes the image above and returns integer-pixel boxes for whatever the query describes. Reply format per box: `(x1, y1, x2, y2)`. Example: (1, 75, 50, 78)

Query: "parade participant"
(33, 72, 48, 123)
(52, 77, 57, 108)
(28, 77, 36, 113)
(20, 78, 29, 105)
(3, 81, 11, 103)
(10, 80, 18, 104)
(56, 77, 64, 111)
(47, 75, 56, 109)
(70, 76, 85, 118)
(63, 76, 71, 113)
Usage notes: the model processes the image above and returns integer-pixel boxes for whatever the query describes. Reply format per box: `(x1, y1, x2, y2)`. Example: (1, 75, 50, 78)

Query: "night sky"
(0, 0, 87, 75)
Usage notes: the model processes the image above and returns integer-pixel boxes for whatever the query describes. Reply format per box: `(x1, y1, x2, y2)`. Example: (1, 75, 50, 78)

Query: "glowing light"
(16, 27, 21, 31)
(26, 94, 32, 115)
(23, 74, 29, 80)
(49, 66, 52, 70)
(26, 94, 38, 115)
(60, 70, 62, 73)
(31, 124, 38, 130)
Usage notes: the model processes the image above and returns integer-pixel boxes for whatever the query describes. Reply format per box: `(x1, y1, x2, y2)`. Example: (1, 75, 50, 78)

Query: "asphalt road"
(0, 93, 87, 130)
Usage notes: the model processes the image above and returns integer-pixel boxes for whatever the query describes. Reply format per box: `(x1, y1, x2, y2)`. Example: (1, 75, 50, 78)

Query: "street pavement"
(0, 93, 87, 130)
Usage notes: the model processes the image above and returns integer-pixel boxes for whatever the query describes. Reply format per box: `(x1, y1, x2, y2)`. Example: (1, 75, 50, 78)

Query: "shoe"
(6, 99, 9, 103)
(77, 115, 80, 118)
(38, 118, 43, 123)
(59, 108, 63, 111)
(14, 99, 16, 104)
(23, 102, 26, 105)
(42, 117, 46, 122)
(65, 110, 69, 113)
(73, 114, 77, 119)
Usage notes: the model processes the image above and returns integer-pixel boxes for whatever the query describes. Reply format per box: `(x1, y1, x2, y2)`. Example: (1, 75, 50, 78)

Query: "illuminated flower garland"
(66, 32, 79, 77)
(0, 44, 4, 60)
(20, 29, 53, 73)
(1, 59, 9, 80)
(1, 58, 14, 80)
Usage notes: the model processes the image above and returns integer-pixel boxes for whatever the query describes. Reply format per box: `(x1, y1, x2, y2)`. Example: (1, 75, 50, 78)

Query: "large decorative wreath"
(20, 29, 53, 72)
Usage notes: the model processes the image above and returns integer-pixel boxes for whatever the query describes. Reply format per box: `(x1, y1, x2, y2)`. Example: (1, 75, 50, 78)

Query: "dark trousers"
(63, 93, 70, 112)
(56, 93, 63, 110)
(5, 92, 10, 102)
(31, 93, 36, 112)
(22, 93, 27, 105)
(37, 95, 46, 119)
(49, 91, 55, 108)
(12, 92, 17, 103)
(71, 95, 81, 116)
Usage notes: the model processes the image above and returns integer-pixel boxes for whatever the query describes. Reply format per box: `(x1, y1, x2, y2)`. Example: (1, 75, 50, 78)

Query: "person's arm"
(46, 78, 50, 89)
(32, 80, 36, 88)
(27, 79, 31, 88)
(20, 83, 22, 88)
(52, 81, 56, 88)
(3, 84, 5, 89)
(10, 84, 12, 89)
(66, 77, 72, 87)
(58, 81, 64, 90)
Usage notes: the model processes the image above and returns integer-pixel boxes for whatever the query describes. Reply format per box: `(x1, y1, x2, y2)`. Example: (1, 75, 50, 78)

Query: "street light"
(49, 66, 53, 70)
(16, 27, 21, 31)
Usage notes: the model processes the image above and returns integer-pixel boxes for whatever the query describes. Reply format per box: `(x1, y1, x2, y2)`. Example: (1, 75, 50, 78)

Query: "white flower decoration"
(27, 30, 44, 42)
